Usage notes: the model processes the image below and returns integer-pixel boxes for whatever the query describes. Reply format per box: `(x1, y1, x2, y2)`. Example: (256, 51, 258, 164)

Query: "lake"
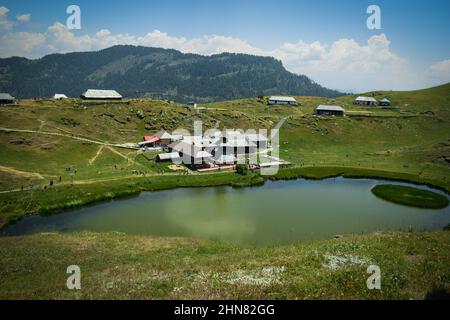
(2, 178, 450, 245)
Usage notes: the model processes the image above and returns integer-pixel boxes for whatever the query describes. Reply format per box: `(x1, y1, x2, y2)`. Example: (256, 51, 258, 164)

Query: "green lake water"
(2, 178, 450, 245)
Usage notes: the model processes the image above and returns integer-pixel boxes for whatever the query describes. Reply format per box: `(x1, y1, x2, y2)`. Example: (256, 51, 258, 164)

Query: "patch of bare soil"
(0, 165, 44, 179)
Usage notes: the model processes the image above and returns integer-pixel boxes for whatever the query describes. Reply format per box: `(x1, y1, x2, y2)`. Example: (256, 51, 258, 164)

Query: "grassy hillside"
(0, 84, 449, 300)
(0, 84, 449, 228)
(0, 45, 342, 102)
(0, 231, 449, 299)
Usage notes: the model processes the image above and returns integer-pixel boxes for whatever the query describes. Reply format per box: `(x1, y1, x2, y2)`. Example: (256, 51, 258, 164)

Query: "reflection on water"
(2, 178, 450, 245)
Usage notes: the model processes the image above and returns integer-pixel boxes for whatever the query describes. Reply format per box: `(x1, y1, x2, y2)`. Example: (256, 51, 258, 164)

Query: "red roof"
(143, 135, 160, 143)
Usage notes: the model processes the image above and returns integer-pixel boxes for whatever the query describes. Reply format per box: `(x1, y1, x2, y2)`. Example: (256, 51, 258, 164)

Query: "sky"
(0, 0, 449, 92)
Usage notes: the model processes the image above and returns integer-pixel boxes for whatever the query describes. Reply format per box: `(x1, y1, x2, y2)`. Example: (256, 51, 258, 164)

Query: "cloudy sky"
(0, 0, 449, 92)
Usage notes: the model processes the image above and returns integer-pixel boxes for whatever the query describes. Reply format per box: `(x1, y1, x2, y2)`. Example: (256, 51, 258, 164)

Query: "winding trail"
(0, 126, 147, 194)
(0, 175, 142, 194)
(89, 146, 104, 165)
(106, 146, 144, 167)
(0, 126, 138, 149)
(0, 165, 44, 179)
(37, 119, 46, 131)
(0, 167, 228, 194)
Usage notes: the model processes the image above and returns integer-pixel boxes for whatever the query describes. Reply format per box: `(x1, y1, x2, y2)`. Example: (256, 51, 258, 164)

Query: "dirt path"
(0, 172, 174, 194)
(89, 146, 104, 165)
(71, 175, 145, 185)
(0, 168, 222, 194)
(38, 119, 46, 131)
(106, 146, 143, 167)
(0, 174, 141, 194)
(0, 165, 44, 179)
(0, 126, 137, 150)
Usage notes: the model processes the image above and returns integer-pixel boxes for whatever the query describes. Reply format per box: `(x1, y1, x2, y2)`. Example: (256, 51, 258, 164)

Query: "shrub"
(236, 164, 249, 176)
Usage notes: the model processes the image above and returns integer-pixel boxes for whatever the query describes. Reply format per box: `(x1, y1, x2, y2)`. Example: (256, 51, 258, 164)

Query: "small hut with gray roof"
(354, 96, 377, 106)
(316, 105, 345, 116)
(0, 93, 16, 105)
(81, 89, 122, 100)
(268, 96, 298, 106)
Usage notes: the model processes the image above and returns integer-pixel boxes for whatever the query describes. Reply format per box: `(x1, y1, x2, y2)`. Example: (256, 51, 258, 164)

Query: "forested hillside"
(0, 45, 342, 102)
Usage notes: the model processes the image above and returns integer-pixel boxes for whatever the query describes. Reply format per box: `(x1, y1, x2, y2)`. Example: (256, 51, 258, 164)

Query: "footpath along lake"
(2, 178, 450, 245)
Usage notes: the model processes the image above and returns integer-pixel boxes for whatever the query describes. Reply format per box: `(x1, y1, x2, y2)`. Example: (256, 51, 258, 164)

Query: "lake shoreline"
(1, 165, 449, 231)
(0, 166, 448, 245)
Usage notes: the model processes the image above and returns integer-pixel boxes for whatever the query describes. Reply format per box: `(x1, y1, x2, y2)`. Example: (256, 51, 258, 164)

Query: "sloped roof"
(196, 150, 213, 158)
(316, 105, 345, 112)
(220, 138, 257, 148)
(213, 154, 237, 164)
(182, 136, 215, 147)
(380, 98, 391, 103)
(168, 140, 182, 150)
(157, 152, 181, 161)
(81, 89, 122, 99)
(155, 130, 172, 140)
(355, 96, 377, 102)
(143, 135, 160, 143)
(53, 94, 68, 99)
(269, 96, 297, 103)
(0, 93, 15, 100)
(169, 140, 212, 159)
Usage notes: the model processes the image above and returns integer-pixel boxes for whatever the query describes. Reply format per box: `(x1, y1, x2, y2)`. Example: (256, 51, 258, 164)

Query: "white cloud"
(95, 29, 111, 38)
(0, 31, 45, 57)
(16, 14, 31, 22)
(425, 59, 450, 84)
(273, 40, 326, 62)
(0, 6, 13, 31)
(45, 22, 93, 52)
(0, 21, 448, 92)
(272, 34, 414, 91)
(84, 29, 268, 57)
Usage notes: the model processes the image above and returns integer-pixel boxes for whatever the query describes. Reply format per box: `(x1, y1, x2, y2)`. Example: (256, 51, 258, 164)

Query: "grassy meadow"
(371, 184, 450, 209)
(0, 84, 449, 299)
(0, 231, 449, 299)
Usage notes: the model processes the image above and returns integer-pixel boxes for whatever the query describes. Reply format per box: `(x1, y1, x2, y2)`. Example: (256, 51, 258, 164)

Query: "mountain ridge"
(0, 45, 343, 102)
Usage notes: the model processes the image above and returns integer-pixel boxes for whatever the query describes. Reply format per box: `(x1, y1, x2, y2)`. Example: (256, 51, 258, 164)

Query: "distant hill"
(0, 45, 342, 102)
